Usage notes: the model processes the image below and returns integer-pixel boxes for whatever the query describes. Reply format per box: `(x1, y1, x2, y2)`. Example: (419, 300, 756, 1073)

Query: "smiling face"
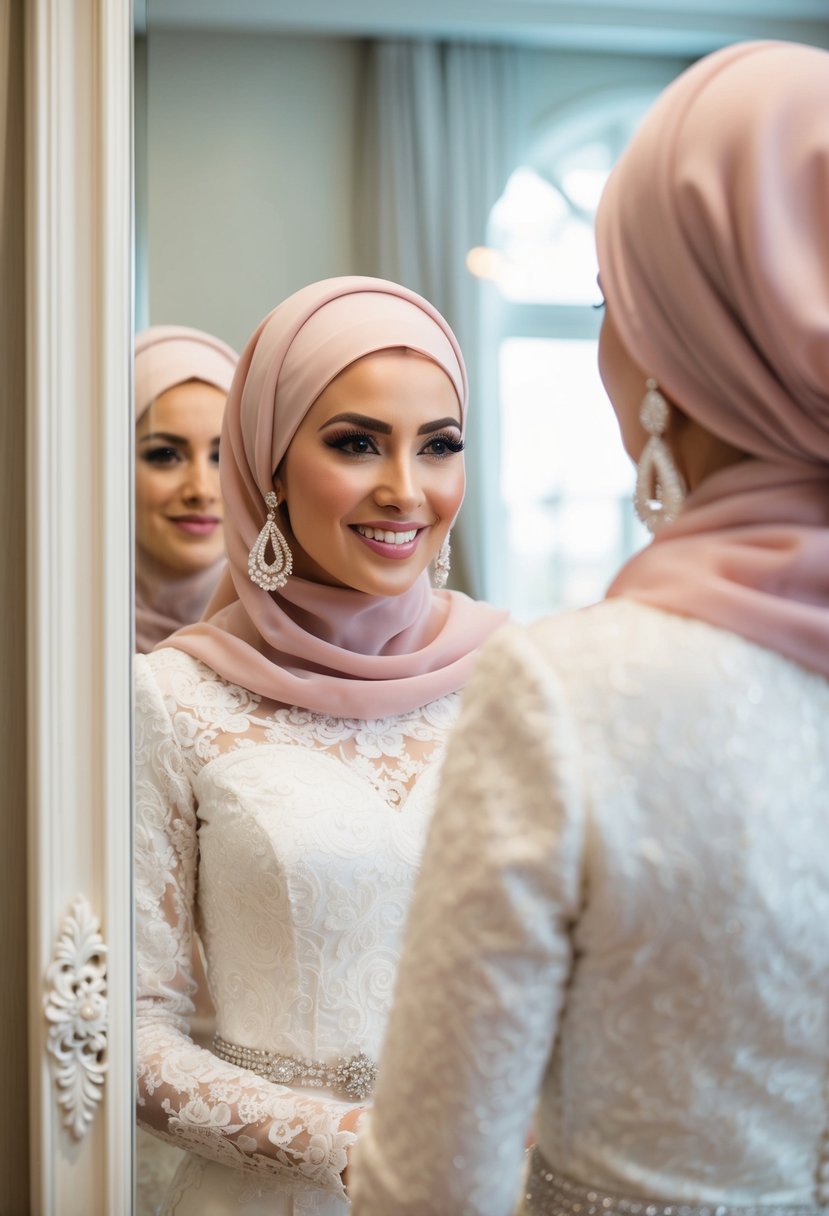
(135, 380, 226, 575)
(275, 349, 465, 597)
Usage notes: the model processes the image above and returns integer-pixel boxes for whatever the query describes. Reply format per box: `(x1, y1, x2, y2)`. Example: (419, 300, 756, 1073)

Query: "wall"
(0, 0, 29, 1210)
(142, 31, 690, 354)
(145, 30, 365, 351)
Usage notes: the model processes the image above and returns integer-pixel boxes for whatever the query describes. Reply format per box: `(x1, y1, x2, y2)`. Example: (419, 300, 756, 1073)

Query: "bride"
(351, 40, 829, 1216)
(134, 276, 506, 1213)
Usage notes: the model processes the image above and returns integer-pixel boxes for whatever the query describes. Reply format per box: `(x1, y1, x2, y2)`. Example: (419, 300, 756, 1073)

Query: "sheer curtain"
(356, 40, 527, 600)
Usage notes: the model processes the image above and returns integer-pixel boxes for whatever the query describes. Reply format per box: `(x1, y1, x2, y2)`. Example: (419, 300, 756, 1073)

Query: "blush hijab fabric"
(597, 40, 829, 678)
(160, 277, 507, 716)
(134, 325, 239, 655)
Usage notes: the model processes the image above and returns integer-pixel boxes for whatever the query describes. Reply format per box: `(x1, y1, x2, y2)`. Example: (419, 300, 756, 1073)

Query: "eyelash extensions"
(324, 428, 465, 458)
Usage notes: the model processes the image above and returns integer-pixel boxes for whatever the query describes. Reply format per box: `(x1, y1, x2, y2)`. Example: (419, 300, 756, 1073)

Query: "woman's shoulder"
(136, 644, 224, 691)
(525, 598, 699, 666)
(134, 646, 261, 716)
(133, 649, 463, 745)
(521, 598, 827, 705)
(477, 600, 693, 677)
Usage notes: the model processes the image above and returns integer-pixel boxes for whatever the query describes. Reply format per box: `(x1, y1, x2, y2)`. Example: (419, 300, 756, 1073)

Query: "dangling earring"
(634, 379, 686, 533)
(433, 534, 451, 589)
(248, 491, 293, 590)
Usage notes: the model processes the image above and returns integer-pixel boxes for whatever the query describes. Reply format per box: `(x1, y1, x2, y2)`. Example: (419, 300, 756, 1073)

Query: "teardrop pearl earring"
(634, 379, 686, 533)
(247, 491, 294, 590)
(433, 533, 451, 589)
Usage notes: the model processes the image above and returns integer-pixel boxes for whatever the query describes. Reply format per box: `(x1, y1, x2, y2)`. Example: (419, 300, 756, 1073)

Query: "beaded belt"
(522, 1151, 821, 1216)
(212, 1033, 376, 1102)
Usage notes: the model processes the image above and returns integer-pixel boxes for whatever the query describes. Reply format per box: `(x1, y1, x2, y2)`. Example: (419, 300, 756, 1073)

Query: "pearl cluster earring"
(248, 491, 293, 590)
(634, 379, 686, 533)
(433, 534, 451, 589)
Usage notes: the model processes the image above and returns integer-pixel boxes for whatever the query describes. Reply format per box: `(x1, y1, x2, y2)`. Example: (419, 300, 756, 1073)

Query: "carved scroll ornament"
(44, 897, 108, 1140)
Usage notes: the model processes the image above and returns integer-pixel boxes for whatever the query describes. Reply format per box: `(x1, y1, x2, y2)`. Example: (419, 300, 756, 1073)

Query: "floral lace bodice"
(134, 647, 460, 1203)
(351, 601, 829, 1216)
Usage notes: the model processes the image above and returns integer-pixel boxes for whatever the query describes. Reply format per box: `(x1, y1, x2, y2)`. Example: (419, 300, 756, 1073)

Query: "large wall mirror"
(129, 3, 829, 1213)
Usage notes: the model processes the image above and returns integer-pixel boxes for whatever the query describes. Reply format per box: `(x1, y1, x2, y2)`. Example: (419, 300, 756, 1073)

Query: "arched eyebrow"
(417, 416, 460, 435)
(138, 431, 220, 445)
(138, 431, 188, 444)
(319, 412, 461, 435)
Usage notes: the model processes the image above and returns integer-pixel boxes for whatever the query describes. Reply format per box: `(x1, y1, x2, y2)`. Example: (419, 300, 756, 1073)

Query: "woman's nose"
(181, 457, 219, 505)
(373, 458, 422, 513)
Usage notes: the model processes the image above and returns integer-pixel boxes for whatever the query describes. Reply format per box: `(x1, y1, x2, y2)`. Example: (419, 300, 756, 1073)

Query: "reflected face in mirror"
(135, 380, 225, 575)
(275, 349, 465, 596)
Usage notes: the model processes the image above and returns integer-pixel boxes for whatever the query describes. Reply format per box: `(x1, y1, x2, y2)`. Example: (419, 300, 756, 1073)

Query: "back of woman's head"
(596, 40, 829, 469)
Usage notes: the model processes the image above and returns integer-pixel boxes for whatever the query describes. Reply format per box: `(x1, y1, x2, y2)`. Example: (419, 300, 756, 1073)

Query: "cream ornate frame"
(26, 1, 133, 1210)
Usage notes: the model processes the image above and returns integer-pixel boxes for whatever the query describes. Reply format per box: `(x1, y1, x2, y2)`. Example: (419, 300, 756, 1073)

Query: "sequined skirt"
(519, 1150, 821, 1216)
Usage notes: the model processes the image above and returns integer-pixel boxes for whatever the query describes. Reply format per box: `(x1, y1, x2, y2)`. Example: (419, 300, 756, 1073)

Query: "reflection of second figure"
(134, 325, 238, 654)
(134, 325, 240, 1213)
(134, 278, 507, 1214)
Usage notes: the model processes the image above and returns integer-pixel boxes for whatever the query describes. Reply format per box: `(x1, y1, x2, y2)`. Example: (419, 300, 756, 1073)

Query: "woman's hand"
(339, 1106, 369, 1189)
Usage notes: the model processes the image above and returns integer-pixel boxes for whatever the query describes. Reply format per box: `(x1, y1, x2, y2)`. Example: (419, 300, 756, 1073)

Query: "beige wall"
(145, 30, 366, 351)
(0, 0, 29, 1211)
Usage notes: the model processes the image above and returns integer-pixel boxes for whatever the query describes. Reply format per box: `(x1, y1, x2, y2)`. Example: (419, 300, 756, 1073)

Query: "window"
(475, 90, 657, 619)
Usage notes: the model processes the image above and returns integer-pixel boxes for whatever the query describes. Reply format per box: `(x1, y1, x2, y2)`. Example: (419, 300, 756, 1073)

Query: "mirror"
(133, 6, 829, 1213)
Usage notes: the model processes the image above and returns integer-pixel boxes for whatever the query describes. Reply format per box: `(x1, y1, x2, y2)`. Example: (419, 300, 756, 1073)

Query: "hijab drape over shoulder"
(161, 277, 507, 715)
(134, 325, 239, 654)
(597, 41, 829, 677)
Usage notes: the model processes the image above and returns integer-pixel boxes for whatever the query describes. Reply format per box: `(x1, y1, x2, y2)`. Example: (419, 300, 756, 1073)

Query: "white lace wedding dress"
(134, 646, 461, 1214)
(351, 600, 829, 1216)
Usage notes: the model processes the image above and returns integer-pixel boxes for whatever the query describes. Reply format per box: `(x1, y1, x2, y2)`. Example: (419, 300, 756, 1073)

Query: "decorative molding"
(26, 0, 133, 1209)
(44, 899, 108, 1141)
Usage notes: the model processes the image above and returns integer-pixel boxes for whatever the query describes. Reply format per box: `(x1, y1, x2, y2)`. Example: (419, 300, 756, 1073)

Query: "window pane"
(488, 168, 601, 305)
(500, 337, 648, 620)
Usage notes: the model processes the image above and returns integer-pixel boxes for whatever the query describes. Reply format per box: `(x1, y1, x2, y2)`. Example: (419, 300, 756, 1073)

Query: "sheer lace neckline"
(151, 648, 460, 809)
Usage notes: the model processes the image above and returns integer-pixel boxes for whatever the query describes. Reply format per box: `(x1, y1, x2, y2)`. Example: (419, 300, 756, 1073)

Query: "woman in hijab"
(134, 325, 239, 654)
(134, 325, 240, 1213)
(350, 41, 829, 1216)
(134, 277, 507, 1214)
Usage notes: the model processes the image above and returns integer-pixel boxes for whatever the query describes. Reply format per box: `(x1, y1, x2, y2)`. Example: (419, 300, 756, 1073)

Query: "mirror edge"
(25, 0, 134, 1210)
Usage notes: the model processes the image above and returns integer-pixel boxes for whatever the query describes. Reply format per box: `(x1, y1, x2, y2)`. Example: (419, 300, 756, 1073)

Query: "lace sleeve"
(350, 623, 586, 1216)
(134, 655, 356, 1196)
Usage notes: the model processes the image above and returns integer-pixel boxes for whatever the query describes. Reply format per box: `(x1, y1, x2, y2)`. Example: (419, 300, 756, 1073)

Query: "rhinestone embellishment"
(212, 1034, 376, 1101)
(640, 379, 670, 436)
(523, 1152, 819, 1216)
(633, 378, 686, 533)
(247, 491, 293, 591)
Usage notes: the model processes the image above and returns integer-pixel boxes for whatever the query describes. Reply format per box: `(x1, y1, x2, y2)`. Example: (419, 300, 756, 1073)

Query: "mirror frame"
(26, 1, 133, 1209)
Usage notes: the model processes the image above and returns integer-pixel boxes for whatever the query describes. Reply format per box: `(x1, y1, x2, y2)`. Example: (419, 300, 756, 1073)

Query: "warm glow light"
(466, 245, 505, 281)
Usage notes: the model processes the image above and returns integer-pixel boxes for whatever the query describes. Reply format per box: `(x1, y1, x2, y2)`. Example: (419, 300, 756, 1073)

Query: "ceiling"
(137, 0, 829, 55)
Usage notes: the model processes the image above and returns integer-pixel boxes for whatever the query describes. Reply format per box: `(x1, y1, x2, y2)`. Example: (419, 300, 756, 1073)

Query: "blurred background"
(135, 0, 829, 618)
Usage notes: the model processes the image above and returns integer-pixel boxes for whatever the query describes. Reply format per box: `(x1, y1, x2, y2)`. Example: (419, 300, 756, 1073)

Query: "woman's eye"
(422, 433, 464, 458)
(141, 446, 181, 465)
(210, 448, 220, 465)
(326, 431, 378, 456)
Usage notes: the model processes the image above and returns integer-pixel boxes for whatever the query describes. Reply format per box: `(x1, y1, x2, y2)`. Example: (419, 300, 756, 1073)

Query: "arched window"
(475, 90, 658, 619)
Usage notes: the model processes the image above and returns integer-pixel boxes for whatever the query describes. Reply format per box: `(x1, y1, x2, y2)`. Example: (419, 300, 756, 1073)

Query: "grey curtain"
(356, 39, 528, 599)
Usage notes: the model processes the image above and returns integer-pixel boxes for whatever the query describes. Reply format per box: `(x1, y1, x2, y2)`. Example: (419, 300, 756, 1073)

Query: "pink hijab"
(160, 277, 507, 715)
(598, 41, 829, 677)
(134, 325, 239, 655)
